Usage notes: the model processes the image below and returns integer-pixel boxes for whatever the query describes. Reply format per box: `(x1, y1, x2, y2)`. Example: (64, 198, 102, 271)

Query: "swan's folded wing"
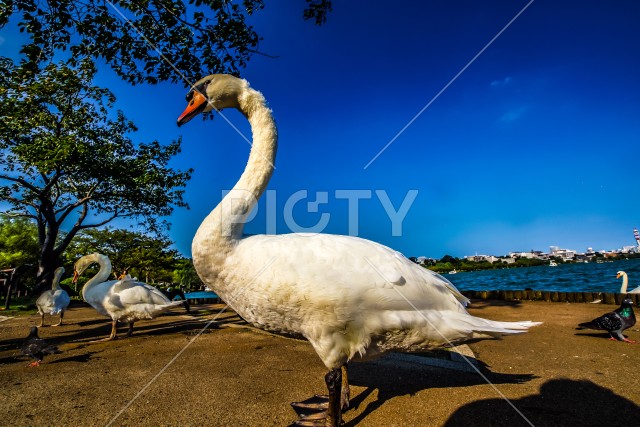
(230, 233, 468, 313)
(111, 280, 171, 306)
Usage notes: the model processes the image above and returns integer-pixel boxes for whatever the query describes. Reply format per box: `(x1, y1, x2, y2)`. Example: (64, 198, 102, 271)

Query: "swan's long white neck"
(192, 83, 277, 283)
(620, 273, 628, 293)
(81, 255, 113, 300)
(52, 269, 64, 291)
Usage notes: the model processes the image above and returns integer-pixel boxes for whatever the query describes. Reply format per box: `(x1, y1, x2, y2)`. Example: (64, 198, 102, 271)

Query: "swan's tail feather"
(444, 282, 470, 306)
(164, 300, 185, 310)
(135, 300, 185, 319)
(447, 312, 542, 339)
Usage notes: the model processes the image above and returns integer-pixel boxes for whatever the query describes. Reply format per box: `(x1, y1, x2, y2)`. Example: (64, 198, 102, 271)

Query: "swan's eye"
(186, 90, 194, 102)
(194, 79, 210, 95)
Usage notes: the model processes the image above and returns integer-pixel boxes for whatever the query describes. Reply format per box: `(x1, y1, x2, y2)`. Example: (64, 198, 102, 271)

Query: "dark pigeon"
(577, 298, 636, 343)
(21, 326, 61, 367)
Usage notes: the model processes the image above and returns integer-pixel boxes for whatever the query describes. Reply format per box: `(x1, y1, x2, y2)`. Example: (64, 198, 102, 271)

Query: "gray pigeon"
(577, 298, 636, 343)
(21, 326, 61, 367)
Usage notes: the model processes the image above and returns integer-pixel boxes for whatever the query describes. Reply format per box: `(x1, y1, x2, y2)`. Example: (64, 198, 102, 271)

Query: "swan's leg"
(38, 313, 45, 328)
(340, 364, 350, 411)
(325, 367, 343, 427)
(89, 319, 119, 342)
(126, 322, 134, 337)
(53, 311, 64, 327)
(110, 319, 118, 339)
(292, 367, 343, 427)
(291, 363, 350, 415)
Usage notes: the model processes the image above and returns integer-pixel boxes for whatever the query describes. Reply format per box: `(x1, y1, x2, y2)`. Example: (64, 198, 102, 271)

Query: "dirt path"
(1, 300, 639, 426)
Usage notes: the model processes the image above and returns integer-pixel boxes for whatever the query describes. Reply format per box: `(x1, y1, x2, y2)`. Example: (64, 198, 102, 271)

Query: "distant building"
(415, 256, 435, 265)
(509, 251, 539, 259)
(464, 254, 499, 263)
(550, 246, 576, 260)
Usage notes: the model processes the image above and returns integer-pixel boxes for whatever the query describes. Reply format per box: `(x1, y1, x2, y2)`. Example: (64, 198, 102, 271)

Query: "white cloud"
(490, 76, 512, 87)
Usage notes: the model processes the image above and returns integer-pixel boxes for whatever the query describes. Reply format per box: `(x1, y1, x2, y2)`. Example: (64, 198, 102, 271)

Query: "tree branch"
(0, 174, 43, 195)
(78, 209, 121, 230)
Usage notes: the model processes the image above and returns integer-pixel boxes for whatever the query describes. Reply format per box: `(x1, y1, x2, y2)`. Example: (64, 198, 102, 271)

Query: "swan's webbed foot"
(89, 336, 118, 343)
(291, 394, 330, 415)
(291, 367, 344, 427)
(27, 360, 41, 368)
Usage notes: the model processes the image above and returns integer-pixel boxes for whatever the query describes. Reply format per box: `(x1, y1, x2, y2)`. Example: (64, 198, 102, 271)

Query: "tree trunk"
(32, 254, 57, 296)
(4, 281, 13, 310)
(3, 264, 35, 309)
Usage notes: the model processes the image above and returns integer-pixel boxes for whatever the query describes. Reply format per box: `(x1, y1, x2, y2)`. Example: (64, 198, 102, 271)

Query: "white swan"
(72, 253, 182, 341)
(617, 271, 640, 293)
(177, 75, 541, 426)
(35, 267, 70, 327)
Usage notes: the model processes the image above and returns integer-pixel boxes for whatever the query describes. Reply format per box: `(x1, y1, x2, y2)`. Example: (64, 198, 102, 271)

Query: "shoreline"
(1, 300, 639, 426)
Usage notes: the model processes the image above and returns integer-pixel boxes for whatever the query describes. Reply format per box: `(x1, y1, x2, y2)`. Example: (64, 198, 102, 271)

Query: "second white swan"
(73, 253, 182, 341)
(35, 267, 70, 327)
(617, 270, 640, 293)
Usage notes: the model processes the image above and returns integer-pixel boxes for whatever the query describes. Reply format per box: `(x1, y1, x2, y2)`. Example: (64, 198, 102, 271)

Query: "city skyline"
(417, 234, 640, 261)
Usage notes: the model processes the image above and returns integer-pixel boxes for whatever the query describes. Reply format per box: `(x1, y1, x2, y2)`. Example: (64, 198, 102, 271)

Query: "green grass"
(0, 297, 38, 316)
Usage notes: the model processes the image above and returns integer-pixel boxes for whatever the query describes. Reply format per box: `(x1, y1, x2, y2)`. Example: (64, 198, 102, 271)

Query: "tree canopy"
(0, 215, 39, 269)
(0, 0, 332, 291)
(2, 0, 332, 84)
(0, 58, 192, 289)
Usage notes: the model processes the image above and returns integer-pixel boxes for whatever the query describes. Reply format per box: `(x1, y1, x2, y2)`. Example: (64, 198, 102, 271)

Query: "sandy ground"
(1, 299, 639, 427)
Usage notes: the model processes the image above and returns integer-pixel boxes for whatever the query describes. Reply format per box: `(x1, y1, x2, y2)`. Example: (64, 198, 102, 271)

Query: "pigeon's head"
(622, 298, 634, 307)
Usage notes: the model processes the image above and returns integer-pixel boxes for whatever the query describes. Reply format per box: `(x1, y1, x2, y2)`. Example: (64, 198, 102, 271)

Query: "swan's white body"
(618, 271, 640, 293)
(179, 75, 540, 424)
(35, 267, 70, 327)
(74, 253, 182, 338)
(211, 233, 538, 367)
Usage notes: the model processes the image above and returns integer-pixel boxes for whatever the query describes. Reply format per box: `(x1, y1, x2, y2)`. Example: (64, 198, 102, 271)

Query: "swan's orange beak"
(177, 91, 208, 127)
(72, 269, 79, 283)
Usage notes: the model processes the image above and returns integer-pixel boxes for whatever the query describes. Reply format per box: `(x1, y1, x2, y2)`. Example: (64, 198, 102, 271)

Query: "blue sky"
(2, 1, 640, 258)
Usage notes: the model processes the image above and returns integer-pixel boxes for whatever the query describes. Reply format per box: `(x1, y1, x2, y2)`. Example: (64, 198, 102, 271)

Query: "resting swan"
(72, 253, 182, 341)
(35, 267, 70, 327)
(617, 271, 640, 293)
(177, 74, 541, 426)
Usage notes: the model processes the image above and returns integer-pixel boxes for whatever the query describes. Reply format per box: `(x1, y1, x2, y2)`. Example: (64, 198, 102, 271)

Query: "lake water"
(446, 258, 640, 293)
(183, 291, 219, 299)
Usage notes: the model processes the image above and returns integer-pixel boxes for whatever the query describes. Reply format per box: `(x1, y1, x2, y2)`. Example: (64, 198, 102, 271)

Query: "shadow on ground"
(0, 309, 246, 358)
(467, 300, 525, 310)
(443, 378, 640, 426)
(343, 360, 535, 426)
